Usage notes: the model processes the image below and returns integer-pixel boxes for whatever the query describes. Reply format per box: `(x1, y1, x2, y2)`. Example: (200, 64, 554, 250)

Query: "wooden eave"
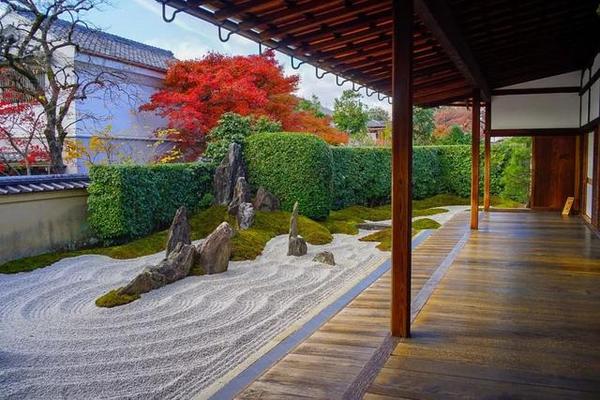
(160, 0, 600, 106)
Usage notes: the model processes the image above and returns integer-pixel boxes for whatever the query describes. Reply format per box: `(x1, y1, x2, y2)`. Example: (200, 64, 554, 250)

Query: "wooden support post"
(484, 102, 491, 211)
(390, 0, 413, 338)
(471, 90, 481, 229)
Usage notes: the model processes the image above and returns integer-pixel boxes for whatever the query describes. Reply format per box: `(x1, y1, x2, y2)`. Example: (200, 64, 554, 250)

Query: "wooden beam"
(484, 102, 491, 211)
(415, 0, 490, 101)
(471, 90, 481, 229)
(390, 0, 413, 339)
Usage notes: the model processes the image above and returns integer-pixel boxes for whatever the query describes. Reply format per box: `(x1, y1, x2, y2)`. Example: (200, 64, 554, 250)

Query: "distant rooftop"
(12, 8, 175, 72)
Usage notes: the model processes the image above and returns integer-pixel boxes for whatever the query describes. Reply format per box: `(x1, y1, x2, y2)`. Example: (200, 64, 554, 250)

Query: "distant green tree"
(435, 125, 471, 145)
(367, 106, 390, 123)
(413, 106, 436, 145)
(296, 95, 326, 118)
(333, 90, 369, 138)
(501, 137, 531, 203)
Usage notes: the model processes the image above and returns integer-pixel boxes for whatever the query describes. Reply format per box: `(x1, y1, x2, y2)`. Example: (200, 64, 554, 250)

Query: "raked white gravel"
(0, 232, 386, 400)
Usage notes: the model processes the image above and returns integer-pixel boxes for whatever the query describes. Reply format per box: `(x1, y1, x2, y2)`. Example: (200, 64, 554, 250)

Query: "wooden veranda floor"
(236, 212, 471, 399)
(366, 211, 600, 399)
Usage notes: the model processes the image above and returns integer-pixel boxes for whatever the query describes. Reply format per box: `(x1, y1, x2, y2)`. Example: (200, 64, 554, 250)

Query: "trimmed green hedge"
(245, 132, 333, 220)
(88, 163, 213, 241)
(331, 147, 392, 209)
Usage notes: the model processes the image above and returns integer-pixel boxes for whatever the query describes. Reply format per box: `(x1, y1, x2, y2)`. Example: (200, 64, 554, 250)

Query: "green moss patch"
(413, 194, 469, 210)
(413, 208, 448, 217)
(231, 210, 332, 261)
(95, 289, 139, 308)
(322, 205, 391, 235)
(359, 218, 441, 251)
(489, 195, 525, 209)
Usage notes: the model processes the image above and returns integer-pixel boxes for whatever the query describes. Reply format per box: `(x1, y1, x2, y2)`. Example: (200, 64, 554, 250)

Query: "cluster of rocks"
(118, 206, 234, 297)
(214, 143, 279, 231)
(118, 143, 337, 299)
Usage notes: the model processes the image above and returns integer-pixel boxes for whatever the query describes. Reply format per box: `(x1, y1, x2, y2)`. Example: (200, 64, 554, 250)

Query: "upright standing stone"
(193, 222, 235, 275)
(254, 187, 280, 211)
(165, 206, 191, 257)
(213, 143, 247, 205)
(228, 176, 251, 215)
(288, 202, 307, 256)
(237, 202, 255, 230)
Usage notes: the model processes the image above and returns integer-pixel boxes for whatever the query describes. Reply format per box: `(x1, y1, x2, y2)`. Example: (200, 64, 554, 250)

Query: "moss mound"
(413, 194, 469, 210)
(413, 208, 448, 217)
(359, 217, 441, 251)
(95, 289, 139, 308)
(322, 205, 391, 235)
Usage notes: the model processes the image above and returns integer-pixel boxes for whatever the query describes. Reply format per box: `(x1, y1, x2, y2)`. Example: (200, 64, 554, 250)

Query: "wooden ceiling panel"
(162, 0, 600, 106)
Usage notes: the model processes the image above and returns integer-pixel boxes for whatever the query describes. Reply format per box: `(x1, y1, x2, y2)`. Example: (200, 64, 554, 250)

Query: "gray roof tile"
(15, 9, 175, 71)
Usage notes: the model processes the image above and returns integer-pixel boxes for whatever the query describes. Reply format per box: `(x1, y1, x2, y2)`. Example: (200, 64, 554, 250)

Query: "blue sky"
(86, 0, 390, 111)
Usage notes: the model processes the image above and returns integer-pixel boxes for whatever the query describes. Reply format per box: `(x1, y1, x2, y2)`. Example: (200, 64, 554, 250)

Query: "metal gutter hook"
(336, 75, 350, 87)
(366, 87, 375, 97)
(290, 56, 305, 70)
(315, 67, 329, 79)
(378, 92, 386, 101)
(352, 82, 364, 92)
(218, 25, 238, 42)
(160, 1, 181, 23)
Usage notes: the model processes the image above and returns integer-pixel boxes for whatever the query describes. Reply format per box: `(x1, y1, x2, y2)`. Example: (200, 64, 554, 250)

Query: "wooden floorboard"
(365, 212, 600, 400)
(236, 213, 470, 399)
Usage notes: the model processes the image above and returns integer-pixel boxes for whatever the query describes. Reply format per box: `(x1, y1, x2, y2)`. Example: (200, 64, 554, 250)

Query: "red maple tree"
(0, 97, 49, 175)
(142, 51, 347, 158)
(433, 106, 472, 137)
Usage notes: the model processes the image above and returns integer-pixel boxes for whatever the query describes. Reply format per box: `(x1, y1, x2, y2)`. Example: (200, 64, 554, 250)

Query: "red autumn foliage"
(433, 106, 471, 137)
(141, 51, 347, 158)
(0, 98, 49, 174)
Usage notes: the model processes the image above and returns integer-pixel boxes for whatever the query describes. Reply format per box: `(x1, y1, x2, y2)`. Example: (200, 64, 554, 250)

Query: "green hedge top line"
(246, 133, 528, 218)
(87, 132, 528, 239)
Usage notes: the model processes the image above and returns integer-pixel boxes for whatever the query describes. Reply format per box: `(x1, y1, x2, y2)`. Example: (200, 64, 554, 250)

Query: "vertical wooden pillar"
(471, 90, 481, 230)
(390, 0, 413, 338)
(483, 102, 491, 211)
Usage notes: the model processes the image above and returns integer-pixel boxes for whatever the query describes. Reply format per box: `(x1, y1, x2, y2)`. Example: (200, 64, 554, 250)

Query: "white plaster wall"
(71, 55, 169, 172)
(491, 92, 580, 129)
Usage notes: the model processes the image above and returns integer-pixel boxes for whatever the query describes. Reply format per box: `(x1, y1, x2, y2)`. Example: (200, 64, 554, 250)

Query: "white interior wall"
(491, 92, 580, 129)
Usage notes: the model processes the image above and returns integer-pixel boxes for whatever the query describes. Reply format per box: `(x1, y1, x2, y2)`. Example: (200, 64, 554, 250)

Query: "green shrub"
(331, 147, 392, 208)
(413, 147, 442, 199)
(437, 145, 473, 198)
(245, 132, 333, 220)
(88, 162, 214, 241)
(203, 113, 282, 164)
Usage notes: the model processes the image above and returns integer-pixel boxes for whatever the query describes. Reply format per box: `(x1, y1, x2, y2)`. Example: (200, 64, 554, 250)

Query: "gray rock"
(254, 187, 280, 211)
(288, 202, 307, 256)
(119, 243, 195, 296)
(165, 206, 191, 257)
(194, 222, 235, 275)
(228, 176, 251, 215)
(289, 201, 300, 237)
(313, 251, 335, 265)
(237, 202, 255, 230)
(214, 143, 247, 205)
(288, 236, 307, 256)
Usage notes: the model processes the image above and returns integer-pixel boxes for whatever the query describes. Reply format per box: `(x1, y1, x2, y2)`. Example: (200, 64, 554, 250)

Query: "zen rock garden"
(98, 143, 336, 307)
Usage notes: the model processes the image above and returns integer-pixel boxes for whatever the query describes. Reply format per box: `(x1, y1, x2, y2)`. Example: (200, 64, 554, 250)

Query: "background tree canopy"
(332, 90, 369, 138)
